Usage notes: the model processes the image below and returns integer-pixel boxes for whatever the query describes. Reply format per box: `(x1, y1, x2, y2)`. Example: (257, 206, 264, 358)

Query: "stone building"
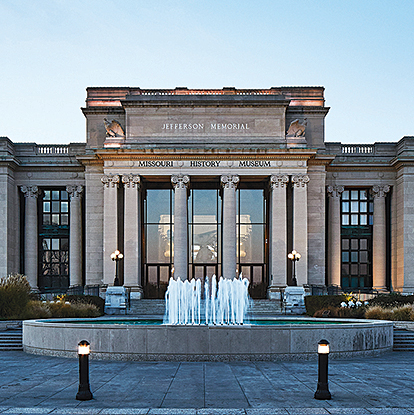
(0, 86, 413, 299)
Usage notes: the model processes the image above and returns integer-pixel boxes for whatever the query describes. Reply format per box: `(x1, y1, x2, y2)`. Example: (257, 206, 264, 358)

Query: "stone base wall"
(23, 318, 393, 361)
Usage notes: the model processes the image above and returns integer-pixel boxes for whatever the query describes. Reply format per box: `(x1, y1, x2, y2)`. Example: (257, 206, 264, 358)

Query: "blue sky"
(1, 0, 413, 144)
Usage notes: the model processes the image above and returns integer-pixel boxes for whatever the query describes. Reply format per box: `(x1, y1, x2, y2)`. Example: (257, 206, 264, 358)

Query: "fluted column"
(122, 174, 143, 298)
(372, 185, 390, 290)
(66, 185, 84, 287)
(268, 174, 289, 298)
(327, 185, 344, 287)
(20, 185, 41, 290)
(292, 175, 310, 286)
(171, 174, 190, 281)
(101, 174, 120, 286)
(221, 175, 240, 279)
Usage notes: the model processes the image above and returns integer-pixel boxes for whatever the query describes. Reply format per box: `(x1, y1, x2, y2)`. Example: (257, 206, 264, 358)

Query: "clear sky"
(1, 0, 413, 145)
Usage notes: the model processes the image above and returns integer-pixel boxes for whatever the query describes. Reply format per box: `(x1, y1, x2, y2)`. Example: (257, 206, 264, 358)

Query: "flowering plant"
(340, 294, 367, 308)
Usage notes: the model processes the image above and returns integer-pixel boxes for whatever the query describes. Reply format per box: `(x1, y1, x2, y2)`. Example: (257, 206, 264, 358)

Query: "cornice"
(76, 154, 104, 166)
(307, 154, 336, 166)
(90, 148, 317, 161)
(327, 165, 396, 172)
(390, 157, 414, 171)
(286, 106, 330, 116)
(121, 100, 291, 109)
(17, 165, 85, 173)
(81, 107, 125, 116)
(0, 156, 21, 170)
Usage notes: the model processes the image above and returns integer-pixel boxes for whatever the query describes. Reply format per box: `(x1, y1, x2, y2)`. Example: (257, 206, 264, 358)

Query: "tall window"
(38, 189, 70, 291)
(237, 186, 268, 298)
(341, 189, 373, 289)
(188, 184, 221, 282)
(143, 185, 173, 298)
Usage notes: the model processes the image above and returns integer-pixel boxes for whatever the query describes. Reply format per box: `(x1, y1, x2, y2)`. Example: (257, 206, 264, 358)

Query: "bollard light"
(76, 340, 93, 401)
(314, 339, 331, 400)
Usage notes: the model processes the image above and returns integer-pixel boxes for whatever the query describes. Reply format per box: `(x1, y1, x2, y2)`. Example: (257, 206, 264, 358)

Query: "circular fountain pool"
(23, 317, 393, 361)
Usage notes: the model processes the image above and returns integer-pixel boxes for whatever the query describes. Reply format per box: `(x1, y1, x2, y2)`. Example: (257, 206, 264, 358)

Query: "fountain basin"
(23, 317, 393, 361)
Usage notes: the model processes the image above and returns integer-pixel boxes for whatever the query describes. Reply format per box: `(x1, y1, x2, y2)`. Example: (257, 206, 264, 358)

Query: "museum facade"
(1, 86, 413, 299)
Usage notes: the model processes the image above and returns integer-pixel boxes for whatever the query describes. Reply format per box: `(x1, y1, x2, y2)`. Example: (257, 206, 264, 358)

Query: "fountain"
(22, 275, 393, 361)
(164, 275, 250, 325)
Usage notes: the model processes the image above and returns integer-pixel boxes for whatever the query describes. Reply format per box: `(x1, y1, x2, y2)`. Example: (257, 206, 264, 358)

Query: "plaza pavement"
(0, 350, 413, 415)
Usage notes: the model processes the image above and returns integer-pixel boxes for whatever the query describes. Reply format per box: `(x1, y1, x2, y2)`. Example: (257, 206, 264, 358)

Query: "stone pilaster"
(84, 167, 104, 287)
(66, 185, 83, 287)
(372, 185, 390, 290)
(291, 175, 310, 286)
(327, 185, 344, 287)
(101, 174, 120, 286)
(171, 174, 190, 281)
(268, 174, 289, 299)
(20, 185, 41, 290)
(122, 174, 143, 298)
(221, 175, 240, 279)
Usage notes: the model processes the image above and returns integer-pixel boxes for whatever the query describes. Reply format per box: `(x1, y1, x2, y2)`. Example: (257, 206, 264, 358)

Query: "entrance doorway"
(144, 264, 171, 299)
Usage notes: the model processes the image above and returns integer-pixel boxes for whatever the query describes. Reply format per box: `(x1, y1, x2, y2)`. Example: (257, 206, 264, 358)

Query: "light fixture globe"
(77, 340, 90, 355)
(318, 339, 330, 355)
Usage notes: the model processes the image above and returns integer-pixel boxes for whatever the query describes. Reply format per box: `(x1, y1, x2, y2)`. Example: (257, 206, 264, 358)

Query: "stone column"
(372, 185, 390, 290)
(327, 185, 344, 287)
(292, 175, 310, 286)
(101, 174, 120, 286)
(122, 174, 143, 298)
(171, 174, 190, 281)
(268, 174, 289, 299)
(221, 175, 240, 279)
(66, 185, 84, 287)
(20, 185, 41, 290)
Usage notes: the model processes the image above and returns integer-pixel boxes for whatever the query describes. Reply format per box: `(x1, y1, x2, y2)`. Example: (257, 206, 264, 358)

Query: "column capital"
(291, 174, 310, 188)
(20, 185, 41, 198)
(66, 185, 84, 200)
(221, 174, 240, 189)
(101, 174, 120, 188)
(371, 185, 390, 198)
(122, 174, 141, 189)
(270, 174, 289, 189)
(171, 174, 190, 190)
(327, 185, 344, 198)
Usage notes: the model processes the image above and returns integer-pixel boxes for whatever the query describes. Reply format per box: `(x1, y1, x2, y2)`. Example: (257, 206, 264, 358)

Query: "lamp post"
(288, 250, 301, 286)
(76, 340, 93, 401)
(314, 339, 331, 400)
(110, 250, 124, 286)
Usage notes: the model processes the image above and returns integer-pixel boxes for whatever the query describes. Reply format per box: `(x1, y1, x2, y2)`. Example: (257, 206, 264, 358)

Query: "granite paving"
(0, 351, 413, 414)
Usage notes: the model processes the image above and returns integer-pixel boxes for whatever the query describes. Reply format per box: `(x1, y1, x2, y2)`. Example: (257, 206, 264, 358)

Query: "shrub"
(22, 300, 51, 319)
(392, 304, 414, 321)
(304, 295, 347, 316)
(70, 302, 101, 317)
(337, 305, 366, 319)
(313, 307, 339, 318)
(0, 274, 32, 319)
(369, 293, 414, 308)
(65, 295, 105, 315)
(22, 300, 100, 319)
(365, 306, 393, 320)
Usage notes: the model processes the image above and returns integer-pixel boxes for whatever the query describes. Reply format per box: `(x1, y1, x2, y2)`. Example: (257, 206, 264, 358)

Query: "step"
(393, 329, 414, 351)
(0, 330, 23, 351)
(129, 300, 283, 315)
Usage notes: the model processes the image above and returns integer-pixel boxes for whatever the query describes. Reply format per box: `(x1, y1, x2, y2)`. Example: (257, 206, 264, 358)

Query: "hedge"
(65, 295, 105, 315)
(368, 293, 414, 308)
(304, 295, 347, 317)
